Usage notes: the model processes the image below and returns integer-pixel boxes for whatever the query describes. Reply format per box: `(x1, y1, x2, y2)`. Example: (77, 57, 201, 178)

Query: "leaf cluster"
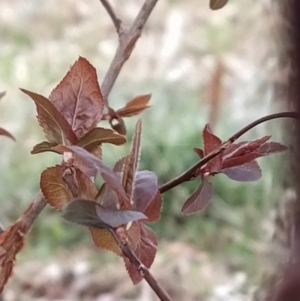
(21, 57, 158, 284)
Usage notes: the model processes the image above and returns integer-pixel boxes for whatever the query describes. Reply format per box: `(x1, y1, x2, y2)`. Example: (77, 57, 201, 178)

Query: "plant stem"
(109, 229, 172, 301)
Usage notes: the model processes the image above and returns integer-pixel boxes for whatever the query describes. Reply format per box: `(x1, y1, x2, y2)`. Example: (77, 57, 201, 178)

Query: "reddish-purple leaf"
(202, 124, 222, 173)
(49, 57, 104, 139)
(40, 165, 97, 210)
(113, 156, 128, 173)
(116, 94, 151, 118)
(223, 136, 270, 161)
(222, 137, 287, 169)
(203, 124, 222, 154)
(40, 165, 73, 210)
(124, 224, 157, 284)
(122, 120, 142, 202)
(95, 183, 107, 203)
(132, 171, 162, 222)
(98, 184, 120, 210)
(31, 141, 60, 154)
(143, 192, 162, 223)
(55, 145, 97, 177)
(62, 199, 146, 228)
(56, 145, 129, 206)
(222, 161, 262, 182)
(96, 205, 146, 227)
(181, 177, 213, 215)
(222, 152, 259, 169)
(256, 142, 288, 155)
(75, 127, 126, 151)
(21, 89, 77, 144)
(0, 128, 15, 141)
(193, 147, 204, 158)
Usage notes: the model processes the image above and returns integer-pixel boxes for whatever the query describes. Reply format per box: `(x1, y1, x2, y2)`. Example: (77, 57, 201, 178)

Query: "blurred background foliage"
(0, 0, 288, 300)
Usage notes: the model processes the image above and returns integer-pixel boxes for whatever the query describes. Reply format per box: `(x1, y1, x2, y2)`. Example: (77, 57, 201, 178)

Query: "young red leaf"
(31, 141, 60, 154)
(62, 199, 146, 228)
(203, 124, 222, 154)
(223, 136, 270, 160)
(49, 56, 104, 139)
(21, 89, 77, 144)
(132, 171, 162, 222)
(56, 145, 129, 206)
(90, 219, 141, 257)
(113, 156, 128, 173)
(193, 147, 204, 158)
(96, 205, 146, 227)
(90, 227, 122, 255)
(143, 192, 162, 223)
(40, 165, 73, 210)
(0, 128, 15, 141)
(40, 165, 96, 210)
(256, 142, 288, 155)
(181, 177, 213, 215)
(62, 199, 111, 229)
(222, 152, 259, 169)
(210, 0, 229, 10)
(116, 94, 151, 117)
(76, 168, 98, 199)
(222, 161, 262, 182)
(202, 124, 222, 174)
(95, 183, 107, 203)
(75, 127, 126, 151)
(99, 184, 120, 210)
(124, 224, 157, 284)
(222, 137, 287, 169)
(122, 120, 142, 202)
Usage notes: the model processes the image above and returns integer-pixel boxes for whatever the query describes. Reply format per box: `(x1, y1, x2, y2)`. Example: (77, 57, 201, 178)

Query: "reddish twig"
(0, 192, 46, 291)
(109, 229, 172, 301)
(159, 112, 299, 194)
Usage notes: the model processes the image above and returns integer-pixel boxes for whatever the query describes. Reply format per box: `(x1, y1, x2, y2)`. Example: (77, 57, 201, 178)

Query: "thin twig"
(99, 0, 123, 35)
(0, 192, 46, 291)
(101, 0, 159, 99)
(109, 229, 172, 301)
(159, 112, 299, 194)
(20, 192, 47, 231)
